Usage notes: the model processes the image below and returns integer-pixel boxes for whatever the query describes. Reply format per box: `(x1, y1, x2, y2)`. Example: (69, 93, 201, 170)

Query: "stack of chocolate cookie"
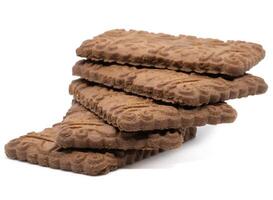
(5, 29, 268, 176)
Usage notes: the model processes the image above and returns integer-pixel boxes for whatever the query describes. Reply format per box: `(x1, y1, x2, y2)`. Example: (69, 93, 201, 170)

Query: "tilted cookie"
(56, 102, 196, 150)
(4, 127, 159, 176)
(5, 122, 195, 176)
(76, 29, 265, 76)
(73, 60, 268, 106)
(69, 79, 237, 132)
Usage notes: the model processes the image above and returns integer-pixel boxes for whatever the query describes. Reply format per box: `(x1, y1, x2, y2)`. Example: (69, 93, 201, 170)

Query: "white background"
(0, 0, 272, 199)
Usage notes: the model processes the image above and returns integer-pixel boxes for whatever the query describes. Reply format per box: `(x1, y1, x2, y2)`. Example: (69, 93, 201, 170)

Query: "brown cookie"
(69, 79, 237, 132)
(5, 123, 195, 176)
(73, 60, 267, 106)
(56, 102, 197, 150)
(76, 29, 265, 76)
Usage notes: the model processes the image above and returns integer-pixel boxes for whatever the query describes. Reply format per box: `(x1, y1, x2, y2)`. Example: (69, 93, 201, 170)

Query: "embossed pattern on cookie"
(56, 102, 196, 150)
(76, 29, 265, 76)
(4, 127, 162, 176)
(69, 79, 237, 132)
(73, 60, 268, 106)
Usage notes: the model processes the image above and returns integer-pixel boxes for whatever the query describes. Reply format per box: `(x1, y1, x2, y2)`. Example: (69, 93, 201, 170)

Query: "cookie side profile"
(73, 60, 268, 106)
(69, 79, 237, 132)
(4, 127, 160, 176)
(56, 102, 197, 150)
(76, 29, 265, 76)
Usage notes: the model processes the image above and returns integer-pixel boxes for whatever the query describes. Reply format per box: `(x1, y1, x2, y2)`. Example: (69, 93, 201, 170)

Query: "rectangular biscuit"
(56, 102, 197, 150)
(4, 129, 158, 176)
(76, 29, 265, 76)
(69, 79, 237, 132)
(73, 60, 268, 106)
(5, 123, 195, 176)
